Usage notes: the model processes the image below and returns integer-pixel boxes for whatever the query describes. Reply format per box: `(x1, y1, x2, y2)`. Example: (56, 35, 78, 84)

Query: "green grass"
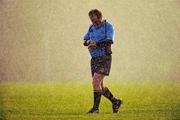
(0, 80, 180, 120)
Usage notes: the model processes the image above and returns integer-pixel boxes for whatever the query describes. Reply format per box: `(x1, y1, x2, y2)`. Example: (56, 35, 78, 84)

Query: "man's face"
(89, 14, 101, 25)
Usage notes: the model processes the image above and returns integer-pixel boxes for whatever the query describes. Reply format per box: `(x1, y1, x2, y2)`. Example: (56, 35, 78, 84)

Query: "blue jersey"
(83, 20, 115, 57)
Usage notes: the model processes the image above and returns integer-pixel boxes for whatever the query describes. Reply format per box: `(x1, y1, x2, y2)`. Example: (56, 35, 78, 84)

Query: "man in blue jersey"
(83, 9, 123, 113)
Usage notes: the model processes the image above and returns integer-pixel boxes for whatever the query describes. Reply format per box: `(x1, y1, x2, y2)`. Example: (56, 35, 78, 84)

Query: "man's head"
(88, 9, 102, 26)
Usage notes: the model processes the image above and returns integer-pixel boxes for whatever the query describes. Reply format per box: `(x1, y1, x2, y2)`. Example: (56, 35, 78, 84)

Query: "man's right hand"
(86, 40, 91, 45)
(88, 40, 97, 51)
(83, 40, 91, 46)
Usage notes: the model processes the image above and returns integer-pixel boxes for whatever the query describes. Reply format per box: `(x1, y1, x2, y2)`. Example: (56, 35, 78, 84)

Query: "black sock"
(102, 87, 116, 103)
(93, 90, 102, 110)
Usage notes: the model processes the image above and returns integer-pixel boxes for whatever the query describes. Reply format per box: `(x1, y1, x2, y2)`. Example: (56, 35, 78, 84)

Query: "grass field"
(0, 80, 180, 120)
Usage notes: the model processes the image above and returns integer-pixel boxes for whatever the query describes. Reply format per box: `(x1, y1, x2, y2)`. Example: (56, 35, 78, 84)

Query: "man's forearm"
(95, 39, 113, 55)
(96, 39, 113, 47)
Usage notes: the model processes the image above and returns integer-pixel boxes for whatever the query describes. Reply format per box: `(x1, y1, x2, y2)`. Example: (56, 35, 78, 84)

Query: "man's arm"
(95, 39, 113, 47)
(83, 25, 93, 46)
(95, 39, 113, 55)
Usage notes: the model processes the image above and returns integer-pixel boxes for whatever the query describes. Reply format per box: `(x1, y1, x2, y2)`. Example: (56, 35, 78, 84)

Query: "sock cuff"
(94, 90, 103, 93)
(102, 87, 109, 92)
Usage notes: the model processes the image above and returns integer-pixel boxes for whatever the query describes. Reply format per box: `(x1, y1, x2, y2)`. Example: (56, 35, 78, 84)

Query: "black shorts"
(90, 55, 112, 77)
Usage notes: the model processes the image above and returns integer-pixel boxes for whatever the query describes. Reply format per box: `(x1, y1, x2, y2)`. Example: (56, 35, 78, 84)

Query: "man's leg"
(87, 72, 105, 113)
(101, 82, 116, 103)
(101, 80, 123, 113)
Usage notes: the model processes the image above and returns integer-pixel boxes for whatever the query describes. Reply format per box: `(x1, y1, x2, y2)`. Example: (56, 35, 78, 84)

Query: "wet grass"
(0, 80, 180, 120)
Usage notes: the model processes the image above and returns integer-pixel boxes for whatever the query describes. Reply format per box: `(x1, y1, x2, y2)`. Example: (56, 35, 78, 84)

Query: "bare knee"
(92, 73, 105, 91)
(92, 78, 101, 90)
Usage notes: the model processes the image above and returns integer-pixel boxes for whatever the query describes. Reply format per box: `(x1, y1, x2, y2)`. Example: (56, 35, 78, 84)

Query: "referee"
(83, 9, 123, 113)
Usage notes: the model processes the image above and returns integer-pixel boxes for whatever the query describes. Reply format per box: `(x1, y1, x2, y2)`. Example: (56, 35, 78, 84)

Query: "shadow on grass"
(3, 109, 180, 120)
(4, 110, 114, 116)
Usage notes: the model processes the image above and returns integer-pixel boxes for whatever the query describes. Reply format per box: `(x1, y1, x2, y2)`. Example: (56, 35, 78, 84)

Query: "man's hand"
(86, 40, 91, 45)
(88, 40, 97, 51)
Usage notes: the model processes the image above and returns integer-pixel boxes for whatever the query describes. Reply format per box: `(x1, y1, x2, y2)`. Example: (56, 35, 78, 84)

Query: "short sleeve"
(106, 23, 114, 41)
(83, 32, 90, 41)
(83, 24, 93, 41)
